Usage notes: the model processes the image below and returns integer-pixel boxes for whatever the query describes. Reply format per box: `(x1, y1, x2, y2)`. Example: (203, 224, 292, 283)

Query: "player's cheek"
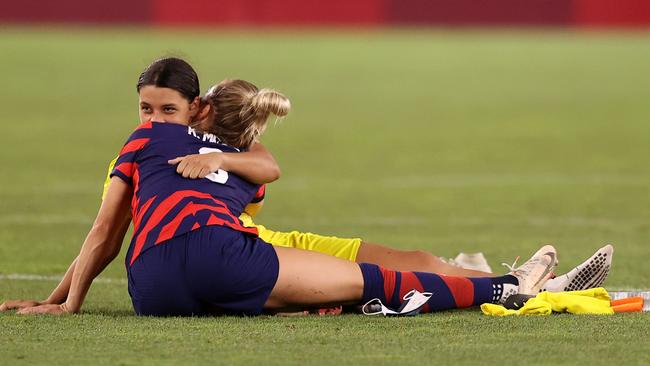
(138, 112, 149, 124)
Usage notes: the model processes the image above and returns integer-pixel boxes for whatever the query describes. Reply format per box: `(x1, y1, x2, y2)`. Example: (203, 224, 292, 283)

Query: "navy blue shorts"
(127, 225, 279, 316)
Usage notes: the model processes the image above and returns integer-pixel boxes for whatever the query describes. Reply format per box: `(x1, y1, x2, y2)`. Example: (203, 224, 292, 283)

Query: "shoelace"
(501, 255, 520, 273)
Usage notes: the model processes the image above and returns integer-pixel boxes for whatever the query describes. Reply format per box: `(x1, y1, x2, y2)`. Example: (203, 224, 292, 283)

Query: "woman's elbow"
(88, 220, 122, 246)
(255, 159, 280, 184)
(89, 222, 112, 239)
(268, 165, 281, 182)
(86, 224, 122, 258)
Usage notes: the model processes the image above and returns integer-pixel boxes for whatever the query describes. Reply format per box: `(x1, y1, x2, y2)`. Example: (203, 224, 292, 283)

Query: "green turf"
(1, 27, 649, 365)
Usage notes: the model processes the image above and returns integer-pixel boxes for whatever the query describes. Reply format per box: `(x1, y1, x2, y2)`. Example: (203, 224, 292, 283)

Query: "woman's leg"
(245, 216, 493, 277)
(264, 246, 364, 309)
(264, 245, 555, 312)
(356, 242, 494, 278)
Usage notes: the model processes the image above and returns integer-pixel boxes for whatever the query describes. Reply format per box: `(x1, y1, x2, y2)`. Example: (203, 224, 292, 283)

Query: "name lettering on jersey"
(187, 126, 199, 138)
(186, 126, 240, 151)
(187, 126, 220, 144)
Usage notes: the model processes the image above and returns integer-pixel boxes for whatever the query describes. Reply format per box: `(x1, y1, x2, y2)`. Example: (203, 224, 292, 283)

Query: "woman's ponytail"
(205, 80, 291, 149)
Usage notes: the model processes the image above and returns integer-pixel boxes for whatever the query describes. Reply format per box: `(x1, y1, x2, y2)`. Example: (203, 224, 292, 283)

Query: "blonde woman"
(1, 59, 558, 316)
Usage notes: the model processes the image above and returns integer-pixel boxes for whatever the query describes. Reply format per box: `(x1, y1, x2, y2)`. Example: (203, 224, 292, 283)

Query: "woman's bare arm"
(44, 256, 79, 305)
(168, 142, 280, 184)
(17, 177, 132, 314)
(222, 143, 280, 183)
(44, 213, 131, 305)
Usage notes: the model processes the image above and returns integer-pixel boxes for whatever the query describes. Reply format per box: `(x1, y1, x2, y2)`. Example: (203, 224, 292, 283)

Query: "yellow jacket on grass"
(481, 288, 614, 316)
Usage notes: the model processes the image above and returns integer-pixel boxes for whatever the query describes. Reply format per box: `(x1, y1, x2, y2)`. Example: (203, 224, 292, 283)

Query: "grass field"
(1, 27, 650, 365)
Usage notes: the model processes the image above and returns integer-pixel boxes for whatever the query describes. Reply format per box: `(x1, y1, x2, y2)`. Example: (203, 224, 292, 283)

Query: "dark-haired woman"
(136, 62, 612, 289)
(130, 60, 494, 277)
(3, 74, 559, 316)
(123, 58, 498, 278)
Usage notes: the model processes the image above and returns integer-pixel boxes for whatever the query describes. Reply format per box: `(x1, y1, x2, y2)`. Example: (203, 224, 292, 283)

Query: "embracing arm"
(222, 142, 280, 184)
(169, 142, 280, 184)
(17, 177, 132, 314)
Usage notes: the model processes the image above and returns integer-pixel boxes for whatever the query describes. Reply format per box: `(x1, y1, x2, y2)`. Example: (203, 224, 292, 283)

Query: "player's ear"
(195, 99, 212, 122)
(189, 96, 201, 118)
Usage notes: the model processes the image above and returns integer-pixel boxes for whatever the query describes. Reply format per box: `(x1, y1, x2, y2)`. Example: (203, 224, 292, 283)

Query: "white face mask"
(362, 289, 432, 317)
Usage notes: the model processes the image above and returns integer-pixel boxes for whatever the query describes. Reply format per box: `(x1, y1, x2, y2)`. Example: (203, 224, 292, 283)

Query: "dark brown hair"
(137, 57, 200, 102)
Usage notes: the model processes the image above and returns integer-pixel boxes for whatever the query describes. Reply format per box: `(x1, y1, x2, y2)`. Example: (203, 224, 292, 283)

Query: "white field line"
(0, 273, 126, 284)
(0, 273, 646, 291)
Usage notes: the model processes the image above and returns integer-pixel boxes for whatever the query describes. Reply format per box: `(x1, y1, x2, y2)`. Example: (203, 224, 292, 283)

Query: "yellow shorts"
(239, 213, 362, 262)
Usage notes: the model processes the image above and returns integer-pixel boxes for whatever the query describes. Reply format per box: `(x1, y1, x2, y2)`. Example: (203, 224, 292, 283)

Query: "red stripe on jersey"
(131, 191, 205, 265)
(119, 138, 150, 156)
(129, 190, 256, 266)
(192, 222, 200, 230)
(207, 214, 224, 225)
(255, 185, 266, 200)
(196, 191, 243, 223)
(224, 219, 258, 236)
(203, 214, 258, 236)
(114, 162, 135, 179)
(439, 275, 474, 308)
(132, 163, 141, 191)
(131, 163, 140, 217)
(133, 196, 156, 234)
(202, 214, 257, 236)
(155, 201, 234, 244)
(398, 272, 429, 313)
(379, 267, 396, 302)
(137, 121, 153, 130)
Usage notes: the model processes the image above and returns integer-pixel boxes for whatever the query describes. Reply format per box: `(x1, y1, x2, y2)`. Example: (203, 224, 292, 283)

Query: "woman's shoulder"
(143, 123, 240, 154)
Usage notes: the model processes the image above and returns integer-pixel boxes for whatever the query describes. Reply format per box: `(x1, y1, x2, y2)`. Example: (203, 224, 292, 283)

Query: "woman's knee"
(268, 247, 364, 309)
(402, 250, 446, 272)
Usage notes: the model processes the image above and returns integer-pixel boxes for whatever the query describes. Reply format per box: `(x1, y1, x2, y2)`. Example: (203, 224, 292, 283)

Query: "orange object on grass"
(611, 297, 644, 313)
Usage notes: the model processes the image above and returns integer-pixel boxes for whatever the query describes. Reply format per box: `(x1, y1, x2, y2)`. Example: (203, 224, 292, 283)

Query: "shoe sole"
(563, 249, 612, 291)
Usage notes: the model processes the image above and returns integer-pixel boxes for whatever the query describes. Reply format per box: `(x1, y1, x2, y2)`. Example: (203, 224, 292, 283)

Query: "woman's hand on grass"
(168, 152, 223, 179)
(16, 303, 71, 315)
(0, 299, 44, 311)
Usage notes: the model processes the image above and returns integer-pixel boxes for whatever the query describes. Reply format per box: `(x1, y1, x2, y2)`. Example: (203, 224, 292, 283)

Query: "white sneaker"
(452, 252, 493, 273)
(505, 245, 558, 297)
(541, 244, 613, 292)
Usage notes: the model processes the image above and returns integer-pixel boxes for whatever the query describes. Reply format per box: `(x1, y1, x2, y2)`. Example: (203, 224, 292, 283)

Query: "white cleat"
(450, 252, 493, 273)
(541, 244, 614, 293)
(503, 245, 558, 301)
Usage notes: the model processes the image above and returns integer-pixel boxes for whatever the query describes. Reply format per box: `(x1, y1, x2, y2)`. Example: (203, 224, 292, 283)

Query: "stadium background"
(2, 0, 650, 26)
(1, 1, 650, 365)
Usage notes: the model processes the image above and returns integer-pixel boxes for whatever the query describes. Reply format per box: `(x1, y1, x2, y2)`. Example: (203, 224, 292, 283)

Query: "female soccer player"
(0, 58, 611, 314)
(102, 59, 613, 286)
(2, 61, 558, 316)
(106, 58, 499, 278)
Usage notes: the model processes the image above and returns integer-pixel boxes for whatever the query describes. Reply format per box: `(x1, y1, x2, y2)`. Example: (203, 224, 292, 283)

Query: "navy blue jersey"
(110, 122, 260, 266)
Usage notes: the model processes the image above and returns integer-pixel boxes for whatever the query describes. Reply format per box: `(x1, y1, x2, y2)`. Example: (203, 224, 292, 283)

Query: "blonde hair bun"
(205, 79, 290, 149)
(249, 88, 291, 118)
